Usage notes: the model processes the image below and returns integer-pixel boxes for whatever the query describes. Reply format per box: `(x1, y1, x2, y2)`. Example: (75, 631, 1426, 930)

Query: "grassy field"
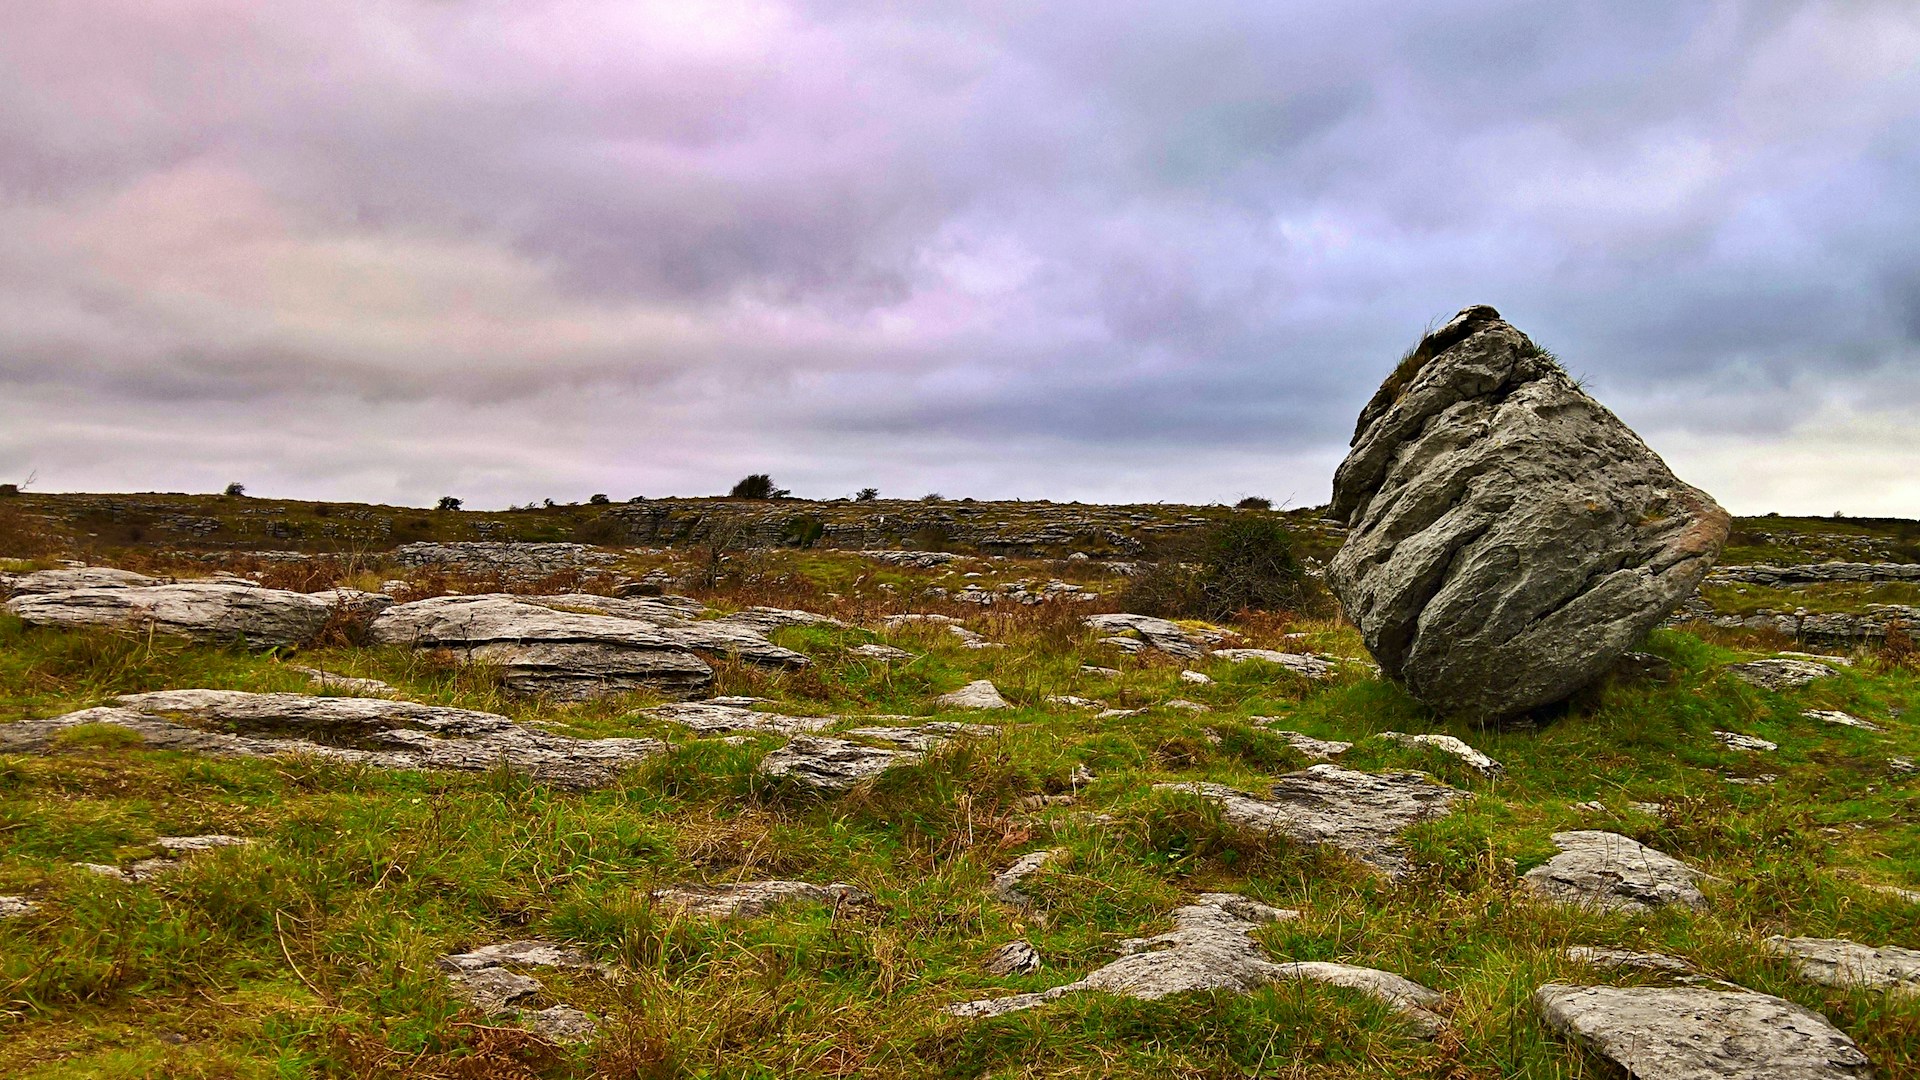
(2, 546, 1917, 1078)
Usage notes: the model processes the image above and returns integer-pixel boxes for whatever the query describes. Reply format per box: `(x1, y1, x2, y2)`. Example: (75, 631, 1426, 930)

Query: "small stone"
(1209, 649, 1340, 678)
(646, 702, 834, 736)
(1889, 757, 1916, 775)
(1714, 731, 1779, 752)
(1256, 726, 1352, 759)
(1522, 831, 1708, 912)
(1572, 800, 1606, 813)
(525, 1004, 597, 1042)
(448, 966, 544, 1013)
(0, 895, 41, 918)
(993, 849, 1063, 906)
(1765, 936, 1920, 993)
(651, 881, 871, 920)
(1377, 732, 1503, 777)
(757, 736, 920, 793)
(1163, 698, 1209, 713)
(1803, 710, 1882, 731)
(1080, 665, 1121, 677)
(1179, 669, 1212, 685)
(1564, 946, 1698, 975)
(985, 940, 1042, 975)
(938, 680, 1010, 710)
(849, 643, 913, 661)
(1046, 694, 1100, 709)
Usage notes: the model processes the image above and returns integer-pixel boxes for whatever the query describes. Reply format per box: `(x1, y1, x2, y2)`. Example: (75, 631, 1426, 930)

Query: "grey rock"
(1257, 727, 1353, 759)
(992, 849, 1064, 906)
(849, 643, 913, 660)
(937, 680, 1010, 710)
(285, 665, 397, 696)
(1710, 562, 1920, 586)
(392, 541, 618, 577)
(1726, 658, 1838, 691)
(1, 690, 661, 788)
(527, 594, 811, 668)
(524, 1005, 597, 1042)
(440, 939, 601, 973)
(1083, 614, 1219, 659)
(1179, 669, 1213, 685)
(1163, 698, 1210, 713)
(1327, 305, 1729, 721)
(1522, 831, 1708, 912)
(757, 735, 920, 793)
(8, 583, 340, 648)
(949, 894, 1440, 1029)
(1804, 710, 1882, 731)
(645, 702, 834, 736)
(1534, 983, 1872, 1079)
(1377, 732, 1504, 777)
(985, 940, 1043, 975)
(1765, 936, 1920, 993)
(369, 594, 713, 698)
(5, 566, 159, 595)
(652, 880, 871, 920)
(841, 722, 998, 752)
(438, 938, 602, 1041)
(1714, 730, 1778, 752)
(1046, 694, 1101, 709)
(447, 966, 544, 1013)
(1564, 946, 1699, 975)
(76, 834, 252, 883)
(0, 895, 38, 918)
(1080, 665, 1122, 677)
(1157, 765, 1462, 877)
(1210, 649, 1341, 678)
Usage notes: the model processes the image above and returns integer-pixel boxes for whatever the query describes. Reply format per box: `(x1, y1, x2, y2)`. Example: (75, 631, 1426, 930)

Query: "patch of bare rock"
(1083, 613, 1221, 659)
(0, 690, 661, 787)
(757, 735, 922, 793)
(985, 940, 1042, 975)
(1326, 305, 1730, 721)
(7, 582, 389, 648)
(1255, 726, 1353, 760)
(0, 895, 39, 918)
(1564, 946, 1701, 976)
(644, 702, 835, 736)
(1157, 765, 1462, 877)
(992, 849, 1064, 906)
(1377, 732, 1504, 777)
(1726, 658, 1839, 691)
(651, 880, 871, 920)
(78, 835, 251, 883)
(1765, 936, 1920, 993)
(439, 939, 604, 1042)
(1805, 709, 1882, 731)
(947, 893, 1443, 1031)
(1209, 649, 1342, 678)
(937, 680, 1010, 709)
(1522, 831, 1708, 912)
(1534, 984, 1873, 1079)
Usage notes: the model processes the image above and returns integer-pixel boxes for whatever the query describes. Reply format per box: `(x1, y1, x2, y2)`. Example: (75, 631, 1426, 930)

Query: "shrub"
(856, 487, 879, 502)
(729, 474, 789, 499)
(223, 482, 246, 497)
(0, 484, 17, 497)
(1121, 518, 1309, 620)
(589, 493, 611, 505)
(436, 496, 462, 512)
(782, 515, 825, 549)
(1234, 496, 1271, 510)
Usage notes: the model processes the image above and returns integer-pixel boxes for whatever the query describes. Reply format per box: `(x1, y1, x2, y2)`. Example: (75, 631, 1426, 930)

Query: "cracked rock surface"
(948, 894, 1443, 1029)
(1378, 732, 1503, 777)
(651, 880, 871, 919)
(757, 735, 921, 793)
(7, 583, 354, 648)
(1327, 305, 1729, 721)
(1522, 831, 1708, 912)
(1534, 983, 1873, 1079)
(937, 680, 1010, 709)
(1083, 614, 1218, 659)
(1210, 649, 1340, 677)
(1766, 936, 1920, 993)
(0, 690, 662, 787)
(646, 702, 836, 736)
(438, 939, 603, 1042)
(368, 594, 716, 698)
(1727, 658, 1840, 691)
(1158, 765, 1461, 876)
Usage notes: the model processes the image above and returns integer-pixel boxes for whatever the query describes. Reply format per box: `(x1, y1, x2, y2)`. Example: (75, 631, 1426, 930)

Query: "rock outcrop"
(948, 893, 1443, 1030)
(6, 583, 353, 648)
(1726, 658, 1839, 691)
(1158, 765, 1461, 877)
(1765, 936, 1920, 993)
(1521, 831, 1708, 912)
(651, 880, 871, 919)
(368, 594, 714, 697)
(0, 690, 661, 787)
(439, 939, 604, 1042)
(1534, 984, 1873, 1079)
(757, 736, 921, 793)
(1326, 305, 1730, 720)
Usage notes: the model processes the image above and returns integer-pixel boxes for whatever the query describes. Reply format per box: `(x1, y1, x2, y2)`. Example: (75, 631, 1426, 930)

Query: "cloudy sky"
(2, 1, 1917, 514)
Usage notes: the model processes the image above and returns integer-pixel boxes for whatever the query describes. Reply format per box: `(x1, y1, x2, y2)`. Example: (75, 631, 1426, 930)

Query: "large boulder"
(1327, 305, 1729, 720)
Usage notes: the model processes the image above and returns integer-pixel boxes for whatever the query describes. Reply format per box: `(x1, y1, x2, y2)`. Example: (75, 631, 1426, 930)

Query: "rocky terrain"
(1, 318, 1916, 1078)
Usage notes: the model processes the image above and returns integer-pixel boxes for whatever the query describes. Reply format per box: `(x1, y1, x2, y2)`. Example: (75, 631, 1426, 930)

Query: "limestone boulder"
(1327, 305, 1729, 720)
(0, 689, 662, 787)
(368, 594, 713, 698)
(1534, 984, 1873, 1079)
(1158, 765, 1461, 877)
(7, 583, 341, 648)
(1522, 831, 1708, 912)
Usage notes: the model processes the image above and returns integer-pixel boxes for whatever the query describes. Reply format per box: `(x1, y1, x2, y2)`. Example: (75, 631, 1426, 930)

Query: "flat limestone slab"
(0, 689, 662, 788)
(1535, 984, 1873, 1079)
(1157, 764, 1461, 876)
(1766, 936, 1920, 993)
(1522, 831, 1708, 912)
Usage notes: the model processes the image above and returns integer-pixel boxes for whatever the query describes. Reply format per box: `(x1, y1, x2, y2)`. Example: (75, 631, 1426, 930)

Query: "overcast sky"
(3, 2, 1917, 514)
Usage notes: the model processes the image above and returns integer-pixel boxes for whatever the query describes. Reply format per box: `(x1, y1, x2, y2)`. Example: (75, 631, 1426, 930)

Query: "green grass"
(2, 568, 1919, 1077)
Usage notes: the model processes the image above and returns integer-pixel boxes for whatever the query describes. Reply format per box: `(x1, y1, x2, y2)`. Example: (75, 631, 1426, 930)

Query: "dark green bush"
(1121, 518, 1309, 620)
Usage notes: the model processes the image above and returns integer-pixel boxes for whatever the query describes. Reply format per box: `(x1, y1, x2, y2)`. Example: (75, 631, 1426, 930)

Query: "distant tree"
(223, 482, 247, 497)
(589, 493, 611, 505)
(436, 496, 463, 511)
(920, 493, 943, 502)
(1235, 496, 1272, 510)
(856, 487, 879, 502)
(729, 474, 789, 499)
(0, 484, 17, 498)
